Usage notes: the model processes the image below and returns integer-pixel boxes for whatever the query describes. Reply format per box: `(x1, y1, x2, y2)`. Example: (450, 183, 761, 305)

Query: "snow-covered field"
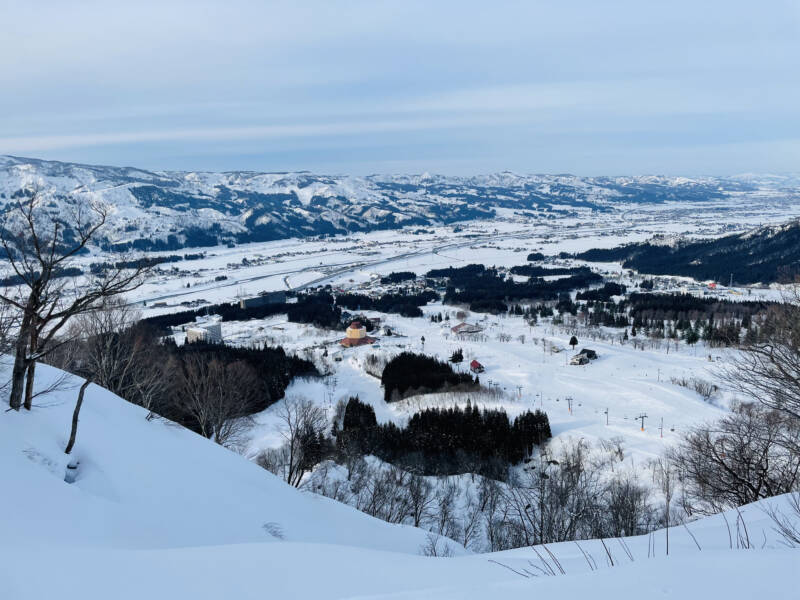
(125, 202, 795, 519)
(237, 302, 729, 496)
(71, 193, 796, 314)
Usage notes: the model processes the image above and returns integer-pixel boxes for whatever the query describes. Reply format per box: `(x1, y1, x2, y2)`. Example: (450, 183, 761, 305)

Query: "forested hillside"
(572, 220, 800, 284)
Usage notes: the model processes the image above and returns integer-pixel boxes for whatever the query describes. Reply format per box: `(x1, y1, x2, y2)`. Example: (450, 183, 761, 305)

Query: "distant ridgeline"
(569, 220, 800, 285)
(2, 155, 778, 251)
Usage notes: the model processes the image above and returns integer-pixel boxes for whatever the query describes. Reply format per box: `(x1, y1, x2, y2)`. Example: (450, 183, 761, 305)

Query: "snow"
(231, 301, 728, 487)
(0, 361, 461, 555)
(3, 155, 800, 262)
(0, 356, 796, 599)
(2, 155, 800, 597)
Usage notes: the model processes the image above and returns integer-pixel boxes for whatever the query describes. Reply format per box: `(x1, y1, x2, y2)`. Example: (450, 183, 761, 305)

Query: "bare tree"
(503, 440, 603, 545)
(172, 353, 260, 448)
(654, 458, 677, 555)
(479, 478, 512, 551)
(265, 397, 329, 487)
(64, 379, 91, 454)
(0, 302, 20, 397)
(670, 402, 800, 515)
(67, 300, 166, 418)
(407, 474, 435, 527)
(363, 465, 412, 524)
(724, 291, 800, 421)
(763, 492, 800, 547)
(602, 475, 653, 538)
(420, 532, 455, 557)
(0, 191, 149, 410)
(460, 488, 484, 550)
(434, 479, 462, 541)
(0, 301, 18, 355)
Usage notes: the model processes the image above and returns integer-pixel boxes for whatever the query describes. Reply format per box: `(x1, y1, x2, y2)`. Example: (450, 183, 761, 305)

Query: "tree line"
(381, 352, 478, 402)
(88, 252, 206, 274)
(510, 264, 591, 277)
(298, 434, 658, 552)
(570, 221, 800, 284)
(45, 301, 317, 448)
(429, 263, 603, 309)
(143, 288, 441, 334)
(335, 290, 438, 318)
(380, 271, 416, 284)
(335, 397, 552, 479)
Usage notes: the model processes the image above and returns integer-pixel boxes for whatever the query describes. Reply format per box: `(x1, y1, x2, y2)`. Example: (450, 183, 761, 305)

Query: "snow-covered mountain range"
(1, 155, 797, 251)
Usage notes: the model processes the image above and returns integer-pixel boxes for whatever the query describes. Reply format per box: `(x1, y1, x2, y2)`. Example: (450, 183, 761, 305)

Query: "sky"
(1, 0, 799, 175)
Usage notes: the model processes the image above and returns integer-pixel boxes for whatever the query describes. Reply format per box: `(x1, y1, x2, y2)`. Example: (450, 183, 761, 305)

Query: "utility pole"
(637, 413, 648, 431)
(567, 397, 573, 415)
(659, 417, 664, 438)
(604, 407, 609, 426)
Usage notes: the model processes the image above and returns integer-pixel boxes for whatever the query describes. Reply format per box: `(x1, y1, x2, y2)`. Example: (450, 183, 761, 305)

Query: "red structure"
(470, 359, 484, 373)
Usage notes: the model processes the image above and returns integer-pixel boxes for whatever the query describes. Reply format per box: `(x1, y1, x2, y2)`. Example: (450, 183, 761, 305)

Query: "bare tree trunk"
(8, 316, 31, 410)
(23, 359, 36, 411)
(23, 325, 39, 410)
(65, 380, 91, 455)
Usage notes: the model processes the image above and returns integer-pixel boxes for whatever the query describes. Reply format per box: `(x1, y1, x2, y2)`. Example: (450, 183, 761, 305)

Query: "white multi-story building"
(185, 319, 223, 344)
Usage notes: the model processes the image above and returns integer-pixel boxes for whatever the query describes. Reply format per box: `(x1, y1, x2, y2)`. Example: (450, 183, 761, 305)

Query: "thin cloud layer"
(2, 0, 799, 174)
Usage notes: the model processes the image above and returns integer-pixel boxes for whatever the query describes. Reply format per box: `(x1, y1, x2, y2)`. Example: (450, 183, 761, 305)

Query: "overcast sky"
(2, 1, 799, 175)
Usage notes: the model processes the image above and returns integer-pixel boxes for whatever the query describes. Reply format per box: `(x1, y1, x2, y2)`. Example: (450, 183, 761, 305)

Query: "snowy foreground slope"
(1, 363, 796, 599)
